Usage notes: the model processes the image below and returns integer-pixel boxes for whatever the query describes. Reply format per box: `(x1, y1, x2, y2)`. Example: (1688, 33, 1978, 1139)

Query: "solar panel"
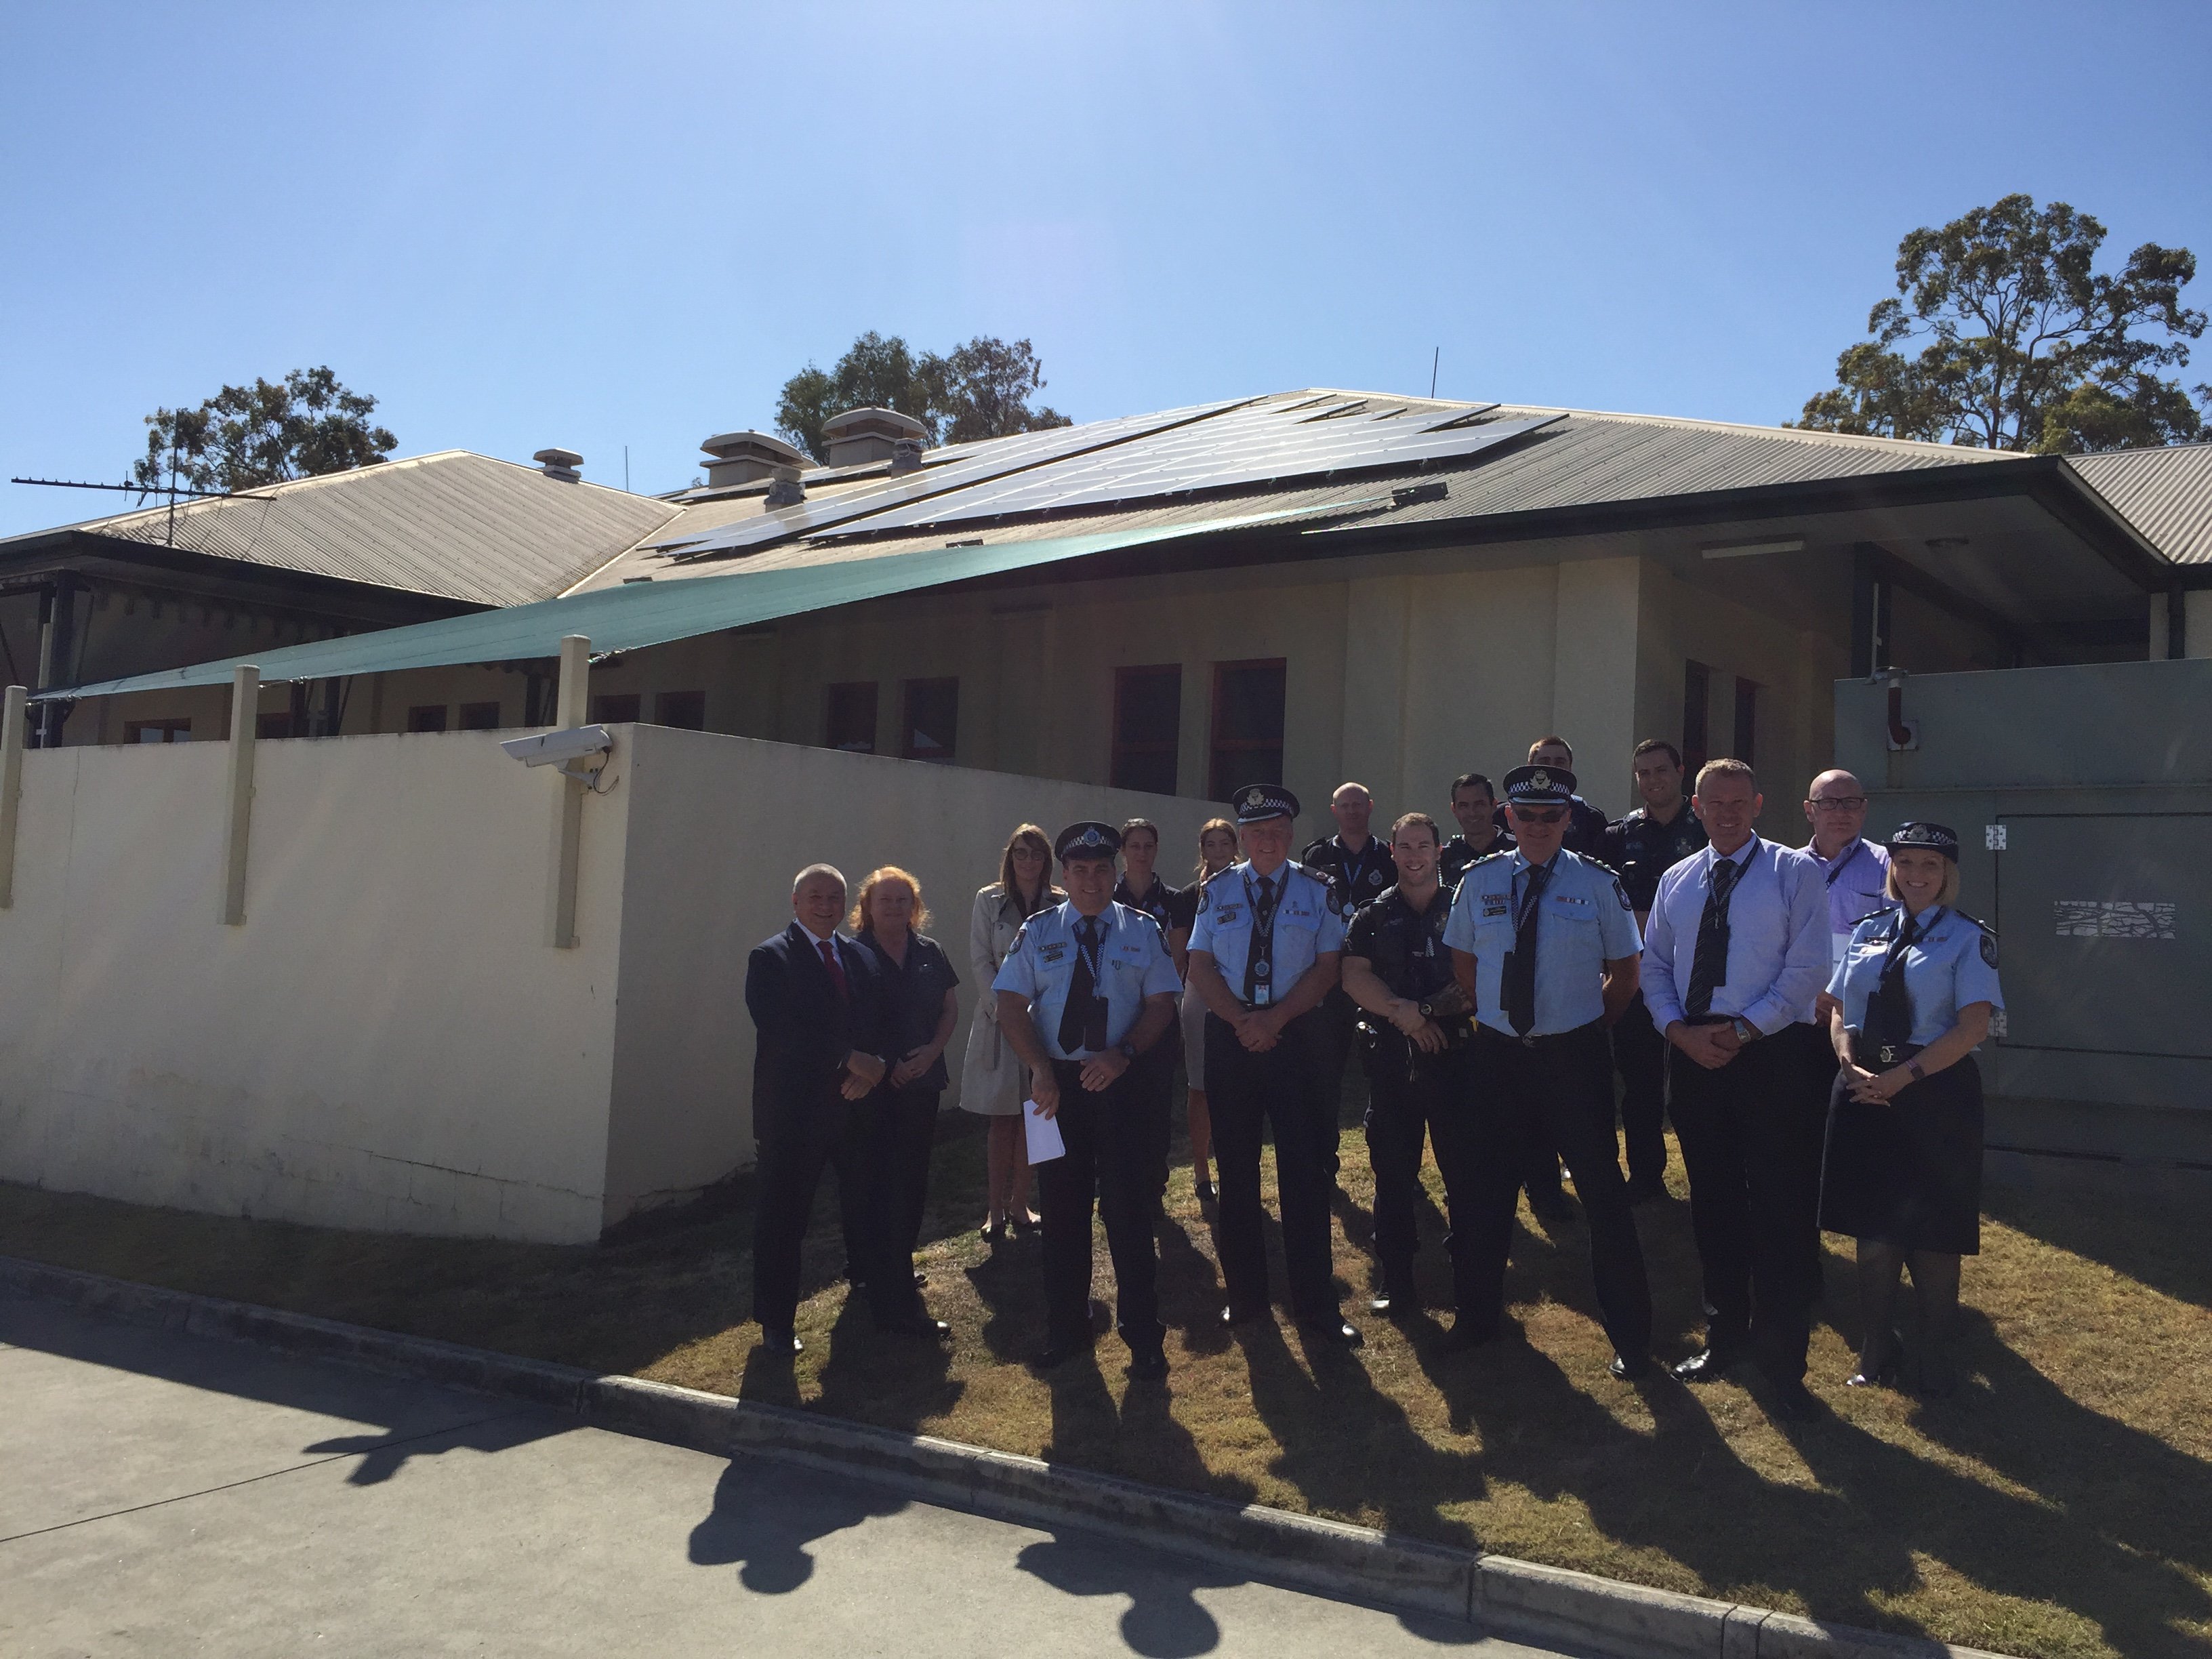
(812, 403, 1558, 537)
(648, 396, 1261, 562)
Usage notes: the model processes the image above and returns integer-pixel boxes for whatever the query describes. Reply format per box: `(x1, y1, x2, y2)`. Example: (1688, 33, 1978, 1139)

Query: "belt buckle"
(1876, 1043, 1898, 1065)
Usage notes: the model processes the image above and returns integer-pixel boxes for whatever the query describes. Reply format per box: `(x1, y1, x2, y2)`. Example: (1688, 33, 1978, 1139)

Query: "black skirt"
(1818, 1055, 1984, 1255)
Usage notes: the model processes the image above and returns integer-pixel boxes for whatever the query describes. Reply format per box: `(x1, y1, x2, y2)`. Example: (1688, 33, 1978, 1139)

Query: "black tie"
(1243, 874, 1279, 1006)
(1057, 914, 1111, 1054)
(1866, 912, 1924, 1063)
(1685, 853, 1744, 1019)
(1502, 861, 1553, 1036)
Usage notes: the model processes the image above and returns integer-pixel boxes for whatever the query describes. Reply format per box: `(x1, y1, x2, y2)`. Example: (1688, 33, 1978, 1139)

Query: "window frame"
(825, 681, 879, 754)
(1110, 664, 1182, 796)
(1208, 657, 1287, 801)
(899, 676, 960, 763)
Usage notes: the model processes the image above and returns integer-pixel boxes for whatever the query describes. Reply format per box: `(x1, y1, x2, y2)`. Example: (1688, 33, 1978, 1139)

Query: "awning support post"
(222, 665, 260, 925)
(547, 634, 590, 949)
(0, 684, 25, 909)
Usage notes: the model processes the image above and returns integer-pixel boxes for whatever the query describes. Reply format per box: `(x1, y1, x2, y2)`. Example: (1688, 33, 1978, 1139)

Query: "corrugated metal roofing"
(43, 502, 1375, 701)
(2065, 443, 2212, 567)
(3, 451, 678, 608)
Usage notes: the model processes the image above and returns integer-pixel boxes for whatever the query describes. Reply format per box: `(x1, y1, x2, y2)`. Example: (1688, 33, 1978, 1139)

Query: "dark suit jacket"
(745, 923, 888, 1128)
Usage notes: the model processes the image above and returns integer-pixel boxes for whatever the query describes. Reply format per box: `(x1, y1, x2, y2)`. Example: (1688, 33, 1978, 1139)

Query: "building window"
(129, 719, 192, 744)
(591, 693, 641, 725)
(1111, 665, 1181, 795)
(655, 690, 706, 731)
(255, 713, 293, 740)
(901, 678, 958, 762)
(458, 702, 502, 732)
(826, 681, 878, 753)
(1734, 676, 1759, 768)
(407, 705, 449, 733)
(1210, 659, 1286, 800)
(1682, 661, 1711, 775)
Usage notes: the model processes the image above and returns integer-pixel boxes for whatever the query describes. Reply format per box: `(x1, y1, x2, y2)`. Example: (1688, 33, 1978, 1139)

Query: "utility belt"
(1863, 1033, 1925, 1069)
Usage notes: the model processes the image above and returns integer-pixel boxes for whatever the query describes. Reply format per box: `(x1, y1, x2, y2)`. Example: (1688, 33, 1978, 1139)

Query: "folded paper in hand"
(1023, 1099, 1065, 1164)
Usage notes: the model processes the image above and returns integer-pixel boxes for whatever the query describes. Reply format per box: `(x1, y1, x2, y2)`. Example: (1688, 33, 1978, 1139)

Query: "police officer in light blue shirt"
(1641, 758, 1830, 1416)
(1817, 821, 2003, 1397)
(994, 821, 1183, 1378)
(1187, 783, 1361, 1346)
(1442, 764, 1656, 1374)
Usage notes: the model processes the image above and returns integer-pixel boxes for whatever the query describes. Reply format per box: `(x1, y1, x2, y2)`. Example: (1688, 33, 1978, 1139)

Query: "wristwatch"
(1118, 1040, 1139, 1062)
(1730, 1018, 1759, 1044)
(1907, 1059, 1926, 1082)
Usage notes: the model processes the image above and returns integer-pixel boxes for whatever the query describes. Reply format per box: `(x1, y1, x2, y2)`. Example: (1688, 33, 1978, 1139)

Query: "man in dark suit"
(745, 863, 949, 1355)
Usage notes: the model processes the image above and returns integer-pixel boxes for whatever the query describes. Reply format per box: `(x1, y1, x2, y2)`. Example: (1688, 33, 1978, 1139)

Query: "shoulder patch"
(1980, 930, 1999, 968)
(1325, 882, 1344, 916)
(1196, 882, 1214, 916)
(1614, 876, 1633, 911)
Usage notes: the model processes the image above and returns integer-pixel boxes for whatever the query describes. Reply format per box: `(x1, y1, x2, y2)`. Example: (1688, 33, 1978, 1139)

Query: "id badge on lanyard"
(1246, 871, 1278, 1006)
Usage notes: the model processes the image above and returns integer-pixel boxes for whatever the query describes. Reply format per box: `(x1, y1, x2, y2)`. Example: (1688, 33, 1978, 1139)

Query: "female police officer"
(1820, 822, 2003, 1397)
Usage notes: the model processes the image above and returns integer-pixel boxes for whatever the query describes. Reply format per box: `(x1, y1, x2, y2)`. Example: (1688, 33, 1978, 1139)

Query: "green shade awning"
(40, 504, 1363, 701)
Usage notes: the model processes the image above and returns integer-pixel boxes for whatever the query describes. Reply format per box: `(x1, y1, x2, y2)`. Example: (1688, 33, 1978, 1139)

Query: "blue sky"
(3, 2, 2207, 534)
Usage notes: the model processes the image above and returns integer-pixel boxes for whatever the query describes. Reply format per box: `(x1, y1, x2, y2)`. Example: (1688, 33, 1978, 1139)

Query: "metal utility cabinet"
(1835, 658, 2212, 1168)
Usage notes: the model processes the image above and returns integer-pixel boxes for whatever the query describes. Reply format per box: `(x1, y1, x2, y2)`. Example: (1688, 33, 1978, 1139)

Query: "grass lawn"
(3, 1103, 2207, 1659)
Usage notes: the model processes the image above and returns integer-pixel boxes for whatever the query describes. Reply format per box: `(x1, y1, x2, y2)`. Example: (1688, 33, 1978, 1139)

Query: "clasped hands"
(1387, 999, 1448, 1054)
(840, 1048, 887, 1100)
(1843, 1061, 1910, 1103)
(1232, 1004, 1291, 1052)
(1668, 1021, 1746, 1071)
(1026, 1047, 1130, 1119)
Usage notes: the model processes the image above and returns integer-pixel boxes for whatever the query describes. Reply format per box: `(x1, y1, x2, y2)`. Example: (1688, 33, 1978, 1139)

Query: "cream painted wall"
(0, 731, 631, 1242)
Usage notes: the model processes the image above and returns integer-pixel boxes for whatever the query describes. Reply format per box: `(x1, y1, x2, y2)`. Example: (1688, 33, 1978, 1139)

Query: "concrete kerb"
(0, 1256, 2013, 1659)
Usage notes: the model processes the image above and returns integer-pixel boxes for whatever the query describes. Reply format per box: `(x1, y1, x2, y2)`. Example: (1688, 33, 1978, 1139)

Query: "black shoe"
(1528, 1191, 1579, 1225)
(758, 1327, 803, 1357)
(1126, 1347, 1169, 1381)
(1673, 1345, 1746, 1382)
(1438, 1319, 1502, 1354)
(979, 1218, 1003, 1244)
(1194, 1172, 1216, 1204)
(1610, 1352, 1656, 1381)
(1221, 1303, 1269, 1328)
(1765, 1377, 1822, 1420)
(1846, 1332, 1904, 1389)
(880, 1313, 951, 1339)
(1368, 1275, 1417, 1317)
(1298, 1316, 1364, 1349)
(1031, 1334, 1096, 1371)
(1624, 1176, 1667, 1204)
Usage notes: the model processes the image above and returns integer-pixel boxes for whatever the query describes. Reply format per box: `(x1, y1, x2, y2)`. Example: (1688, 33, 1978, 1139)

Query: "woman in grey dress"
(958, 824, 1061, 1240)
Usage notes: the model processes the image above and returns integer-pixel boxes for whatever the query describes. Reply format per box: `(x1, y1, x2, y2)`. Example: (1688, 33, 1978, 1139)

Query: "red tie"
(818, 938, 848, 1000)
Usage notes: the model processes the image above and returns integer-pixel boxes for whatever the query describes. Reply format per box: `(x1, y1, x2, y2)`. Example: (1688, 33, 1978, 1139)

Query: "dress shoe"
(1845, 1333, 1904, 1389)
(1609, 1352, 1656, 1381)
(1298, 1316, 1364, 1349)
(1220, 1303, 1270, 1328)
(880, 1313, 951, 1339)
(1672, 1345, 1746, 1383)
(1194, 1177, 1217, 1204)
(1437, 1319, 1502, 1354)
(979, 1217, 1003, 1244)
(758, 1327, 803, 1357)
(1031, 1334, 1096, 1371)
(1528, 1191, 1580, 1226)
(1126, 1346, 1170, 1381)
(1368, 1276, 1417, 1318)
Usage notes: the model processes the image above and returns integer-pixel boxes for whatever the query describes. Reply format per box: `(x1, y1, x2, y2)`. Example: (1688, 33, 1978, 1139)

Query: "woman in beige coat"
(959, 823, 1061, 1240)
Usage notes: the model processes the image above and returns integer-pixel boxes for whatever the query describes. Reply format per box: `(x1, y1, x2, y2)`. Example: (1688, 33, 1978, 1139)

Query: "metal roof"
(1, 451, 678, 608)
(2065, 443, 2212, 567)
(41, 501, 1375, 701)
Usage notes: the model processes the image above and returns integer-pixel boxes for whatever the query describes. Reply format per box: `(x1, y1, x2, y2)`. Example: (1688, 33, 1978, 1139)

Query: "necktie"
(1866, 911, 1925, 1062)
(1242, 874, 1279, 1006)
(1057, 915, 1112, 1054)
(1685, 853, 1744, 1019)
(817, 938, 848, 1000)
(1502, 861, 1553, 1036)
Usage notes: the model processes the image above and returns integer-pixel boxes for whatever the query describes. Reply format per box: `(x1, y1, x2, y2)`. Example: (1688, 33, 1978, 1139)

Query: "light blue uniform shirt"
(1186, 860, 1346, 1008)
(1643, 837, 1830, 1037)
(1827, 905, 2004, 1049)
(992, 900, 1183, 1061)
(1441, 848, 1643, 1038)
(1806, 837, 1896, 968)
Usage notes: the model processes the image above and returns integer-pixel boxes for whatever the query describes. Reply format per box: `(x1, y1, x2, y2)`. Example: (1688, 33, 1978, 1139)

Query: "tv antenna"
(13, 457, 275, 546)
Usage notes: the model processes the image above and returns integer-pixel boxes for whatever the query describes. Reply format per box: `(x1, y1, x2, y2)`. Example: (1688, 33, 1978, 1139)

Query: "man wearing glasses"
(1801, 771, 1894, 983)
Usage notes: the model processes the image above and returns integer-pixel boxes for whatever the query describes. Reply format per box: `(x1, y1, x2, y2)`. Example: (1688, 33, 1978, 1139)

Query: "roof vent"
(892, 436, 924, 473)
(699, 430, 806, 489)
(822, 406, 930, 468)
(763, 467, 806, 508)
(533, 447, 583, 483)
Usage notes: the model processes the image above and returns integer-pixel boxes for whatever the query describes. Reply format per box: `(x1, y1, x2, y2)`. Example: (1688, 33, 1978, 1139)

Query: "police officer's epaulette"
(1580, 851, 1622, 876)
(1469, 849, 1511, 869)
(1299, 840, 1333, 866)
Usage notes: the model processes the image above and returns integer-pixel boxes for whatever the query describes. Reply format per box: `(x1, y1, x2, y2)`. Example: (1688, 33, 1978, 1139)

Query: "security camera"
(500, 724, 613, 781)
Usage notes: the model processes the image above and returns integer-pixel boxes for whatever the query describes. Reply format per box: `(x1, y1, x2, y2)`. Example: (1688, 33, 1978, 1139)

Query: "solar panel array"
(649, 398, 1256, 562)
(811, 403, 1562, 538)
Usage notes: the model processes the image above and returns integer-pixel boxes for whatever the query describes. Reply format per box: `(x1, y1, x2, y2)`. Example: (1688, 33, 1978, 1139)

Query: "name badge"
(1482, 895, 1509, 918)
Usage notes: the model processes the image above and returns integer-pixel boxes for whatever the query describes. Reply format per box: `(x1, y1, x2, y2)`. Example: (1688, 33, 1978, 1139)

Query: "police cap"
(1885, 821, 1959, 861)
(1231, 783, 1300, 825)
(1501, 764, 1576, 810)
(1054, 821, 1123, 862)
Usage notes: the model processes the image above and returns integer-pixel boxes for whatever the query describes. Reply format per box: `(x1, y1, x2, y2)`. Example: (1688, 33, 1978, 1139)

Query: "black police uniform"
(1113, 872, 1185, 1207)
(1599, 803, 1708, 1195)
(1439, 827, 1515, 890)
(1346, 884, 1481, 1314)
(1300, 832, 1397, 1180)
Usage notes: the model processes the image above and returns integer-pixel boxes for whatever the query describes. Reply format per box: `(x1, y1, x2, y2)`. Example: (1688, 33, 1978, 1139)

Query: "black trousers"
(1667, 1021, 1828, 1381)
(754, 1087, 919, 1334)
(1364, 1040, 1483, 1312)
(1463, 1022, 1654, 1356)
(1206, 1010, 1338, 1322)
(1311, 989, 1360, 1178)
(1038, 1060, 1163, 1353)
(1127, 1041, 1176, 1208)
(867, 1083, 939, 1277)
(1610, 991, 1668, 1187)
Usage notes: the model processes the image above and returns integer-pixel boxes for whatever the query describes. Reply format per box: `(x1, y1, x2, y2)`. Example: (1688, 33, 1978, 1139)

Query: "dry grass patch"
(3, 1113, 2207, 1659)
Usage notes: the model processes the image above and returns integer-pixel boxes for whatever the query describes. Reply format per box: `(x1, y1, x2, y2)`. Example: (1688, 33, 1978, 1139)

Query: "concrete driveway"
(1, 1292, 1577, 1658)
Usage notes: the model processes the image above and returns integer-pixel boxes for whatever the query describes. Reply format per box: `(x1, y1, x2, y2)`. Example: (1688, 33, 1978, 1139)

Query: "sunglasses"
(1806, 796, 1868, 812)
(1513, 807, 1567, 825)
